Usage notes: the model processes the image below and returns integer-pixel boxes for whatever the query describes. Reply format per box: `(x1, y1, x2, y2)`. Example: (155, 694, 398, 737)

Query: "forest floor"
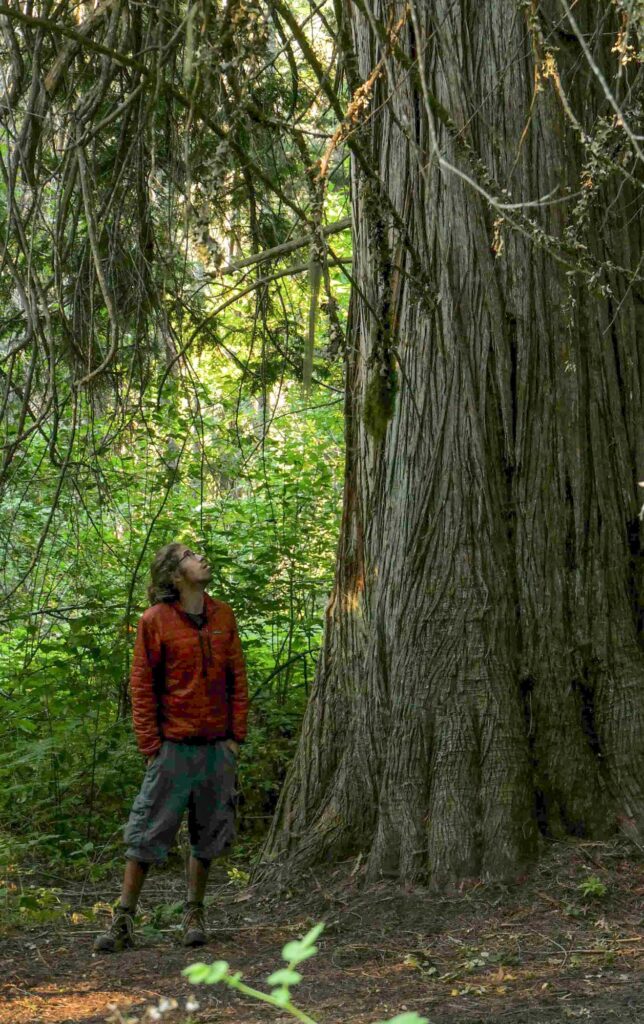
(0, 836, 643, 1024)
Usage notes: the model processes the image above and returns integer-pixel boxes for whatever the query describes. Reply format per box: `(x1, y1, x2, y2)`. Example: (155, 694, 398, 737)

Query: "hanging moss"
(363, 355, 398, 443)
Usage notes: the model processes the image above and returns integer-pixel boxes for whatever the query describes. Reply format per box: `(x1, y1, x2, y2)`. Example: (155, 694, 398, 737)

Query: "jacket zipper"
(198, 628, 207, 677)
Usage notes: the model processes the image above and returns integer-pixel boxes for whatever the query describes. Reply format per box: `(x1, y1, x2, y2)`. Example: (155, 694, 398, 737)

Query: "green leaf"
(183, 963, 210, 983)
(266, 968, 302, 987)
(205, 961, 230, 983)
(271, 987, 291, 1008)
(300, 922, 325, 946)
(17, 720, 37, 733)
(183, 961, 229, 984)
(19, 894, 41, 909)
(281, 941, 318, 964)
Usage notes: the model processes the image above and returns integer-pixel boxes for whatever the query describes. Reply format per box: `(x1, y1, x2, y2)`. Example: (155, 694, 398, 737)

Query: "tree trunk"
(254, 0, 644, 885)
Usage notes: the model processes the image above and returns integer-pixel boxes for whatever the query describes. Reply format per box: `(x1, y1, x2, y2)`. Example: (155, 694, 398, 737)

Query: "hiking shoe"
(181, 901, 207, 947)
(93, 906, 135, 953)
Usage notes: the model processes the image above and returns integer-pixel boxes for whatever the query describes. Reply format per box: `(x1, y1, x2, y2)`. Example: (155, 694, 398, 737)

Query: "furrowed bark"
(254, 0, 644, 887)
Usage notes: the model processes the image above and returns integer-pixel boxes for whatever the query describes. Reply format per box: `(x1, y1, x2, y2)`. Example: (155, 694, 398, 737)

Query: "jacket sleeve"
(130, 614, 163, 757)
(227, 610, 249, 743)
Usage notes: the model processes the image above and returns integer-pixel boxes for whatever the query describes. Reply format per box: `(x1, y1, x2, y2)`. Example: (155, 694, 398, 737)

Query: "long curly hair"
(147, 542, 185, 605)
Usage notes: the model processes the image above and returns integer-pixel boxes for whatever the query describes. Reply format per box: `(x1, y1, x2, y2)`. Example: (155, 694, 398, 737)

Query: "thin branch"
(216, 217, 351, 276)
(558, 0, 644, 164)
(0, 2, 138, 74)
(74, 147, 120, 386)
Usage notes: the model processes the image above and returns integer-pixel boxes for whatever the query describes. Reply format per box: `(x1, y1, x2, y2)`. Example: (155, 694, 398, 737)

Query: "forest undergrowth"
(0, 836, 642, 1024)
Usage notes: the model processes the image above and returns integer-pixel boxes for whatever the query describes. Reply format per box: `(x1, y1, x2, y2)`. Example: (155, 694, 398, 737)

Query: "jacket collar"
(170, 592, 216, 628)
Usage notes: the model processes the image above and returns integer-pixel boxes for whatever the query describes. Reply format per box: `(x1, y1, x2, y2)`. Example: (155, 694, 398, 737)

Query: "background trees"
(0, 0, 349, 871)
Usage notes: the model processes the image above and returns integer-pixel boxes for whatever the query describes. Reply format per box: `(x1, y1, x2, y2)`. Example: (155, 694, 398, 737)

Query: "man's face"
(175, 546, 212, 586)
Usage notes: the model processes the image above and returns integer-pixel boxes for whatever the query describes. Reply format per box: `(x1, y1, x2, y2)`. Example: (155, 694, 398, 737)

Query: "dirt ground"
(1, 837, 643, 1024)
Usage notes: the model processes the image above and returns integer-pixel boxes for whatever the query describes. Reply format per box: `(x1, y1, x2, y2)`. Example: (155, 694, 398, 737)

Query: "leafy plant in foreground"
(183, 921, 428, 1024)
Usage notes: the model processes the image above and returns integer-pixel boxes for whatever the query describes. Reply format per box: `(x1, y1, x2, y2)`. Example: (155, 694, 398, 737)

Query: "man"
(94, 541, 248, 952)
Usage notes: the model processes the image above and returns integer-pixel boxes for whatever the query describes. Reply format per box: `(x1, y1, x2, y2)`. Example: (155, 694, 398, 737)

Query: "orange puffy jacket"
(130, 593, 249, 757)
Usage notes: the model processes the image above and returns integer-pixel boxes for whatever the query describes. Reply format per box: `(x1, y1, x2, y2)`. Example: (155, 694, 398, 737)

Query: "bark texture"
(254, 0, 644, 885)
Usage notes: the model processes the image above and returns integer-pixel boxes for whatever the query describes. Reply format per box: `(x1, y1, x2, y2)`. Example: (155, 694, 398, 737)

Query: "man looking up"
(94, 541, 248, 952)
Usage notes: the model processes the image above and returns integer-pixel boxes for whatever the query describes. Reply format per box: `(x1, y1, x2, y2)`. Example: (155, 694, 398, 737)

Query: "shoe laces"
(111, 908, 134, 941)
(182, 902, 205, 930)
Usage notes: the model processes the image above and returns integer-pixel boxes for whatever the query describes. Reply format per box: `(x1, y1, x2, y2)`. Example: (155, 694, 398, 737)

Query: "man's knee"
(125, 856, 152, 873)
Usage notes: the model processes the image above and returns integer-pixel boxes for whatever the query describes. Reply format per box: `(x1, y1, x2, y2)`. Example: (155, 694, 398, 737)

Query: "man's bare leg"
(182, 855, 210, 946)
(187, 854, 210, 904)
(119, 858, 150, 911)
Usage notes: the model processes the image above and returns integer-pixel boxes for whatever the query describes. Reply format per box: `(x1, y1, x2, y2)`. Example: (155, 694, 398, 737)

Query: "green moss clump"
(363, 358, 398, 443)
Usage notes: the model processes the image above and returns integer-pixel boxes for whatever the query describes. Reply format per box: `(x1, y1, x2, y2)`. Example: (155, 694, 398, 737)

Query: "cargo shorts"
(124, 739, 238, 864)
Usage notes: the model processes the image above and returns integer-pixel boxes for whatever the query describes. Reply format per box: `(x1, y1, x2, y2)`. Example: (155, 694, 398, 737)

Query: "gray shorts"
(124, 739, 238, 864)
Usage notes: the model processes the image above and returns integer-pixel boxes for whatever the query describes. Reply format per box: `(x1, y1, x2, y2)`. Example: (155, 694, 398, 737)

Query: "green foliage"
(0, 883, 70, 931)
(578, 875, 607, 899)
(0, 365, 343, 869)
(0, 0, 354, 876)
(149, 901, 185, 929)
(184, 922, 428, 1024)
(226, 865, 250, 887)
